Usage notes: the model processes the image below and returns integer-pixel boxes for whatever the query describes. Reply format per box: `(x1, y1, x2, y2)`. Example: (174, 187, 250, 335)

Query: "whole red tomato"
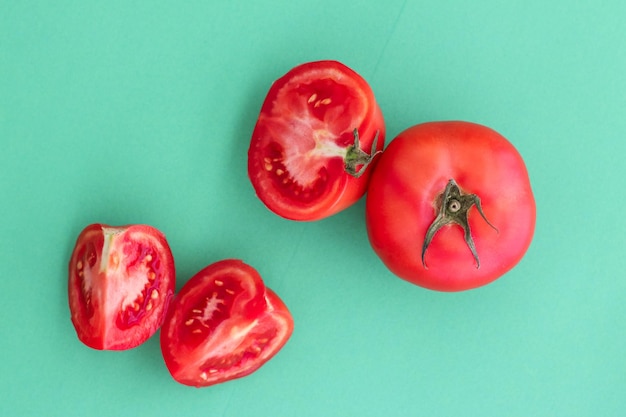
(160, 259, 293, 387)
(68, 224, 176, 349)
(248, 60, 385, 221)
(366, 121, 536, 291)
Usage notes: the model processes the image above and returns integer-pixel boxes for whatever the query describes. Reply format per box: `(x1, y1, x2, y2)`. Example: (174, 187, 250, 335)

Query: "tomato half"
(366, 121, 536, 291)
(68, 224, 176, 349)
(160, 259, 294, 387)
(248, 60, 385, 221)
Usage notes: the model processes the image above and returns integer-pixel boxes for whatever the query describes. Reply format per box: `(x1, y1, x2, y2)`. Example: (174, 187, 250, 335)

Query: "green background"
(2, 0, 625, 416)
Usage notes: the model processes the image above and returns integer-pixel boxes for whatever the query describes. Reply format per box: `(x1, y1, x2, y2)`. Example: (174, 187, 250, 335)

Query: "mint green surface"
(2, 1, 625, 416)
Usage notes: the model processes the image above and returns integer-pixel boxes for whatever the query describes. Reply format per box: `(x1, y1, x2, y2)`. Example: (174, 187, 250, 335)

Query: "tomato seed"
(225, 289, 235, 295)
(308, 93, 317, 103)
(151, 289, 159, 299)
(76, 261, 83, 270)
(148, 271, 156, 281)
(320, 98, 332, 105)
(146, 301, 152, 311)
(145, 254, 152, 262)
(214, 279, 223, 286)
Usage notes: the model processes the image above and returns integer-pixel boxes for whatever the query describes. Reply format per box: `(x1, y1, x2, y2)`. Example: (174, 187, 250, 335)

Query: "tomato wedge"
(160, 259, 294, 387)
(68, 224, 176, 350)
(248, 60, 385, 221)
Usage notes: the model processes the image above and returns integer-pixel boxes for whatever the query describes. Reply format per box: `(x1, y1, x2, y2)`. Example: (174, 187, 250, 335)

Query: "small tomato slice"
(160, 259, 294, 387)
(68, 224, 175, 350)
(366, 121, 536, 291)
(248, 60, 385, 221)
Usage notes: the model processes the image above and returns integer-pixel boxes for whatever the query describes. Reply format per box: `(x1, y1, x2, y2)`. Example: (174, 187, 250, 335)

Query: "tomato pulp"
(160, 259, 294, 387)
(366, 121, 536, 291)
(248, 60, 385, 221)
(68, 224, 176, 349)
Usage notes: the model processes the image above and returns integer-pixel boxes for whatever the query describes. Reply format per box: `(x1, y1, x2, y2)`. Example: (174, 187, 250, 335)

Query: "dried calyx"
(344, 129, 381, 178)
(421, 179, 498, 269)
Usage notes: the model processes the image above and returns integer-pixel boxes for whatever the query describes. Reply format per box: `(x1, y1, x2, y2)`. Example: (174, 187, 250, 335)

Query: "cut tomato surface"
(160, 259, 294, 387)
(248, 60, 385, 221)
(68, 224, 175, 350)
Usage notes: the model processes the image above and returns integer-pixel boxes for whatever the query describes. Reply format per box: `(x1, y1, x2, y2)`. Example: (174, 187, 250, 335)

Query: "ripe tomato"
(68, 224, 176, 349)
(160, 259, 294, 387)
(366, 121, 536, 291)
(248, 60, 385, 221)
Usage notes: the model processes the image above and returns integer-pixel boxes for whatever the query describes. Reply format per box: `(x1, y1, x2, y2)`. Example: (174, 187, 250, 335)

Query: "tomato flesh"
(160, 259, 294, 387)
(248, 60, 385, 221)
(68, 224, 175, 350)
(366, 121, 536, 291)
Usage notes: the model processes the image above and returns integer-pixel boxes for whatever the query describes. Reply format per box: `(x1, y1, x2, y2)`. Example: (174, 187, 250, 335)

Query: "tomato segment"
(160, 259, 293, 387)
(68, 224, 175, 350)
(248, 60, 385, 221)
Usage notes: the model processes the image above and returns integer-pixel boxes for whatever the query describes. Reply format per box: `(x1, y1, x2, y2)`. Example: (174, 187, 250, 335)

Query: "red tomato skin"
(366, 121, 536, 291)
(160, 259, 294, 387)
(68, 224, 175, 350)
(248, 60, 385, 221)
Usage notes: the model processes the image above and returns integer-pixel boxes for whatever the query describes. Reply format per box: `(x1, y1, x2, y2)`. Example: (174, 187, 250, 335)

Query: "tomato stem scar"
(421, 179, 498, 269)
(344, 129, 382, 178)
